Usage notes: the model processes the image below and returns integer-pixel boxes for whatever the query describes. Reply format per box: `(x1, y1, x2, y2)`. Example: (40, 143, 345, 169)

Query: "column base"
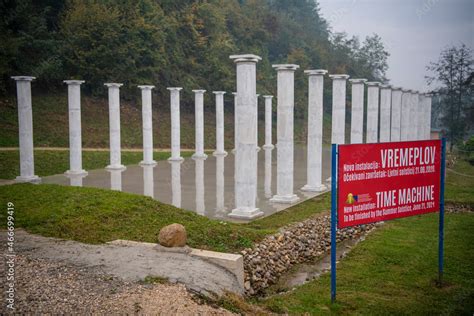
(262, 144, 274, 149)
(228, 207, 264, 219)
(270, 194, 300, 204)
(213, 151, 228, 157)
(15, 175, 41, 184)
(106, 164, 127, 171)
(301, 184, 327, 192)
(139, 160, 157, 166)
(192, 153, 208, 159)
(65, 170, 88, 177)
(167, 156, 184, 162)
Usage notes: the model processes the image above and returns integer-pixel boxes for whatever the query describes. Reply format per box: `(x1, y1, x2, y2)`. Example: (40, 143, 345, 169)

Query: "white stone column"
(228, 54, 262, 219)
(400, 89, 411, 141)
(142, 164, 155, 198)
(408, 90, 417, 140)
(194, 157, 205, 215)
(138, 85, 156, 165)
(255, 94, 261, 151)
(349, 78, 367, 144)
(264, 147, 273, 198)
(12, 76, 40, 183)
(262, 95, 274, 149)
(216, 155, 225, 212)
(170, 161, 182, 208)
(104, 83, 126, 170)
(302, 69, 328, 192)
(390, 87, 403, 141)
(213, 91, 227, 156)
(232, 92, 237, 153)
(192, 89, 207, 159)
(379, 84, 392, 142)
(416, 91, 423, 140)
(270, 64, 300, 204)
(425, 94, 433, 139)
(64, 80, 87, 176)
(167, 87, 184, 161)
(329, 75, 350, 145)
(366, 82, 380, 143)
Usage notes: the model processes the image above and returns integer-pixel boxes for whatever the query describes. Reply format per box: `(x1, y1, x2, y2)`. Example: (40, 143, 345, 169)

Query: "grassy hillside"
(0, 93, 334, 149)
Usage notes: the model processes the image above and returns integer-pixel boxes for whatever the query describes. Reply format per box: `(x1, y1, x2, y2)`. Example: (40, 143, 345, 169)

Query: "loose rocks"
(240, 214, 375, 295)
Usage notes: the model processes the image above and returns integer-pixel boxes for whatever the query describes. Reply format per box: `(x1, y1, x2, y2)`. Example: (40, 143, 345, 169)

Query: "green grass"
(445, 158, 474, 205)
(258, 212, 474, 315)
(0, 150, 194, 180)
(0, 183, 330, 253)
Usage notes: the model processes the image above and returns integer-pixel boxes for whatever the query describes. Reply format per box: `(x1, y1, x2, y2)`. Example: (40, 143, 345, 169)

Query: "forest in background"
(0, 0, 389, 109)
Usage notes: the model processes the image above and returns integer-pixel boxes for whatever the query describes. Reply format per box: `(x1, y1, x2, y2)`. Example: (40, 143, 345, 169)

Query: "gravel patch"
(0, 254, 234, 315)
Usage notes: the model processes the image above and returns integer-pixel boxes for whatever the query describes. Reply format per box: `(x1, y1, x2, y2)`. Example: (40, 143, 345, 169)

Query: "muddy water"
(266, 236, 364, 294)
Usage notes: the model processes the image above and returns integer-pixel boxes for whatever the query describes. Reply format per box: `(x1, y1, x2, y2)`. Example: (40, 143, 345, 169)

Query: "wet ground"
(43, 145, 331, 222)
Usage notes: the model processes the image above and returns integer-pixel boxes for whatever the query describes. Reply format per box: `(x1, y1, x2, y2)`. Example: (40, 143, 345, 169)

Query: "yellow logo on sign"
(346, 193, 355, 204)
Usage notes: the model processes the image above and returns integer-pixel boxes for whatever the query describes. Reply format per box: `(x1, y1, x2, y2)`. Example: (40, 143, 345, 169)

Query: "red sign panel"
(337, 140, 441, 228)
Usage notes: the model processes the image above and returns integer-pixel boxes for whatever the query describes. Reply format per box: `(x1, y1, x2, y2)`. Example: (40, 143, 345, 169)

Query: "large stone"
(158, 223, 187, 247)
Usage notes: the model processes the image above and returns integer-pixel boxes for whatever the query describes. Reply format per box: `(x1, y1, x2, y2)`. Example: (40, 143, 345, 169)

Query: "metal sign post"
(438, 137, 446, 285)
(330, 143, 338, 303)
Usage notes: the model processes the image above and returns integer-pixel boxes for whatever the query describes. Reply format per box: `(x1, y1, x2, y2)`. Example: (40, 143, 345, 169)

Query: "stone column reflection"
(170, 160, 182, 208)
(142, 164, 155, 198)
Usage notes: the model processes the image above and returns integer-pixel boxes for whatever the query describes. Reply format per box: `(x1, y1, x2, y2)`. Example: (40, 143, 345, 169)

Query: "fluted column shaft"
(167, 87, 184, 161)
(12, 76, 40, 183)
(390, 87, 403, 141)
(138, 85, 156, 165)
(229, 54, 262, 219)
(302, 70, 327, 192)
(213, 91, 227, 156)
(349, 79, 366, 144)
(379, 85, 392, 142)
(366, 82, 380, 143)
(105, 83, 125, 170)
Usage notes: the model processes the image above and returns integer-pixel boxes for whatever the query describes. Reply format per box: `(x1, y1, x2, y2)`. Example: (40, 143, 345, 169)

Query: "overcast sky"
(317, 0, 474, 92)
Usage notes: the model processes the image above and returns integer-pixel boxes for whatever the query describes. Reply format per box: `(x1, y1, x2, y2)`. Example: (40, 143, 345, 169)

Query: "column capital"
(104, 83, 123, 88)
(256, 94, 260, 97)
(11, 76, 35, 81)
(349, 78, 367, 84)
(380, 84, 392, 89)
(64, 80, 85, 85)
(167, 87, 183, 91)
(232, 92, 237, 95)
(262, 95, 273, 99)
(229, 54, 261, 63)
(402, 88, 411, 93)
(329, 74, 350, 80)
(137, 85, 155, 90)
(424, 93, 433, 97)
(304, 69, 327, 76)
(366, 81, 381, 87)
(192, 89, 206, 94)
(272, 64, 299, 71)
(391, 86, 403, 91)
(212, 91, 226, 95)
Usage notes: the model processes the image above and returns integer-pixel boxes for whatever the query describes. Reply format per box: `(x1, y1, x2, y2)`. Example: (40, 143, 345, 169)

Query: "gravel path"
(1, 253, 234, 314)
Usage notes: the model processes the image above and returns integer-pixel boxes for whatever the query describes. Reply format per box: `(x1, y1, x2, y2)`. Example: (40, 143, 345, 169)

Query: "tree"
(426, 44, 473, 148)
